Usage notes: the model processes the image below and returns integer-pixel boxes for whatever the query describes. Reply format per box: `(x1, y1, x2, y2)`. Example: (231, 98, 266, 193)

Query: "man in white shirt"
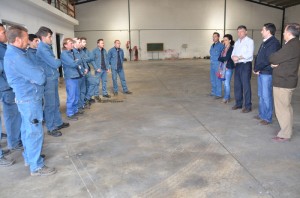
(231, 25, 254, 113)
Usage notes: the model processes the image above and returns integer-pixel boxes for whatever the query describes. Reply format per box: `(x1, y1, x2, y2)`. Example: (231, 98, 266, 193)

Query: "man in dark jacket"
(269, 23, 300, 142)
(253, 23, 280, 125)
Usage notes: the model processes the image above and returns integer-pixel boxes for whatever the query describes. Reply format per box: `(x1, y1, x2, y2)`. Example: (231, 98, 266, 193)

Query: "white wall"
(286, 5, 300, 24)
(0, 0, 78, 56)
(75, 0, 284, 60)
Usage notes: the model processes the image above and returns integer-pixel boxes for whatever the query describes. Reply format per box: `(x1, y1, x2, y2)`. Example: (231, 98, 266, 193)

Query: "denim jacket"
(27, 47, 37, 65)
(4, 45, 46, 102)
(0, 42, 11, 91)
(72, 48, 86, 76)
(107, 47, 124, 70)
(210, 42, 224, 62)
(36, 41, 61, 79)
(79, 48, 93, 71)
(91, 47, 110, 72)
(61, 49, 83, 79)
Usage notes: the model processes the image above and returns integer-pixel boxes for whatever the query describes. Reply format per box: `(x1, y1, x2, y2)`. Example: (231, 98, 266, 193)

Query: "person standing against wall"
(218, 34, 235, 104)
(269, 23, 300, 142)
(209, 32, 224, 99)
(108, 40, 132, 96)
(0, 23, 22, 154)
(231, 25, 254, 113)
(36, 26, 69, 137)
(253, 23, 280, 125)
(4, 25, 56, 176)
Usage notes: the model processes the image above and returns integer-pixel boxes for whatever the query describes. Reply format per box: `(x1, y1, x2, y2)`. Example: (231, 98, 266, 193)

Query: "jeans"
(65, 79, 79, 117)
(0, 90, 22, 149)
(258, 74, 273, 122)
(223, 69, 233, 100)
(112, 68, 128, 93)
(17, 100, 44, 172)
(44, 78, 63, 131)
(86, 74, 99, 99)
(210, 61, 222, 97)
(234, 62, 252, 109)
(0, 112, 2, 158)
(78, 77, 86, 108)
(96, 71, 108, 96)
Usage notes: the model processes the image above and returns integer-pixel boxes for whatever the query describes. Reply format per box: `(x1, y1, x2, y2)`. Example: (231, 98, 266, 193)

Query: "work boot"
(95, 96, 101, 102)
(89, 98, 95, 103)
(67, 115, 78, 121)
(56, 122, 70, 130)
(0, 156, 15, 167)
(11, 142, 24, 151)
(47, 129, 62, 137)
(31, 165, 56, 176)
(1, 133, 7, 139)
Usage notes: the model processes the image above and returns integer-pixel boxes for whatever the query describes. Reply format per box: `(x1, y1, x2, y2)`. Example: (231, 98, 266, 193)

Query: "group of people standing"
(209, 23, 300, 143)
(0, 24, 131, 176)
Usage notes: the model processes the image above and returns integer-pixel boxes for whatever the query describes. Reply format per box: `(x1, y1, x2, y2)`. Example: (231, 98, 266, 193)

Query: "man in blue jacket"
(209, 32, 224, 99)
(80, 37, 95, 105)
(72, 38, 88, 111)
(0, 24, 22, 166)
(91, 39, 111, 99)
(107, 40, 132, 96)
(61, 38, 83, 120)
(36, 26, 69, 137)
(80, 37, 94, 107)
(4, 25, 56, 176)
(253, 23, 280, 125)
(27, 34, 39, 63)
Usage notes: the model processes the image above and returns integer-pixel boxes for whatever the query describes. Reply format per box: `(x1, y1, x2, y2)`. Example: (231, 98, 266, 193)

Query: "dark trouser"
(234, 62, 252, 109)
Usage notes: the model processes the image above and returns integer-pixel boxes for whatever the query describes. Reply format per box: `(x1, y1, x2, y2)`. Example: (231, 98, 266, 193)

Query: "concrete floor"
(0, 59, 299, 198)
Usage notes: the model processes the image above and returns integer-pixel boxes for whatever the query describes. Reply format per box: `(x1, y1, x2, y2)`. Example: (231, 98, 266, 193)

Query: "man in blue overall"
(27, 34, 40, 63)
(107, 40, 132, 96)
(4, 25, 56, 176)
(209, 32, 224, 99)
(91, 39, 111, 99)
(72, 38, 88, 112)
(0, 23, 22, 167)
(36, 26, 69, 137)
(80, 37, 99, 105)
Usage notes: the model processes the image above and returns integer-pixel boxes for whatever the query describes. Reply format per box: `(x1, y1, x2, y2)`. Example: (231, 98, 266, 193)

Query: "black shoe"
(41, 154, 46, 158)
(84, 100, 91, 108)
(56, 122, 70, 130)
(232, 105, 242, 110)
(241, 108, 252, 113)
(113, 92, 118, 96)
(47, 129, 62, 137)
(1, 133, 7, 139)
(67, 115, 78, 121)
(214, 96, 222, 99)
(103, 94, 111, 98)
(124, 91, 132, 94)
(95, 96, 101, 102)
(89, 98, 95, 103)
